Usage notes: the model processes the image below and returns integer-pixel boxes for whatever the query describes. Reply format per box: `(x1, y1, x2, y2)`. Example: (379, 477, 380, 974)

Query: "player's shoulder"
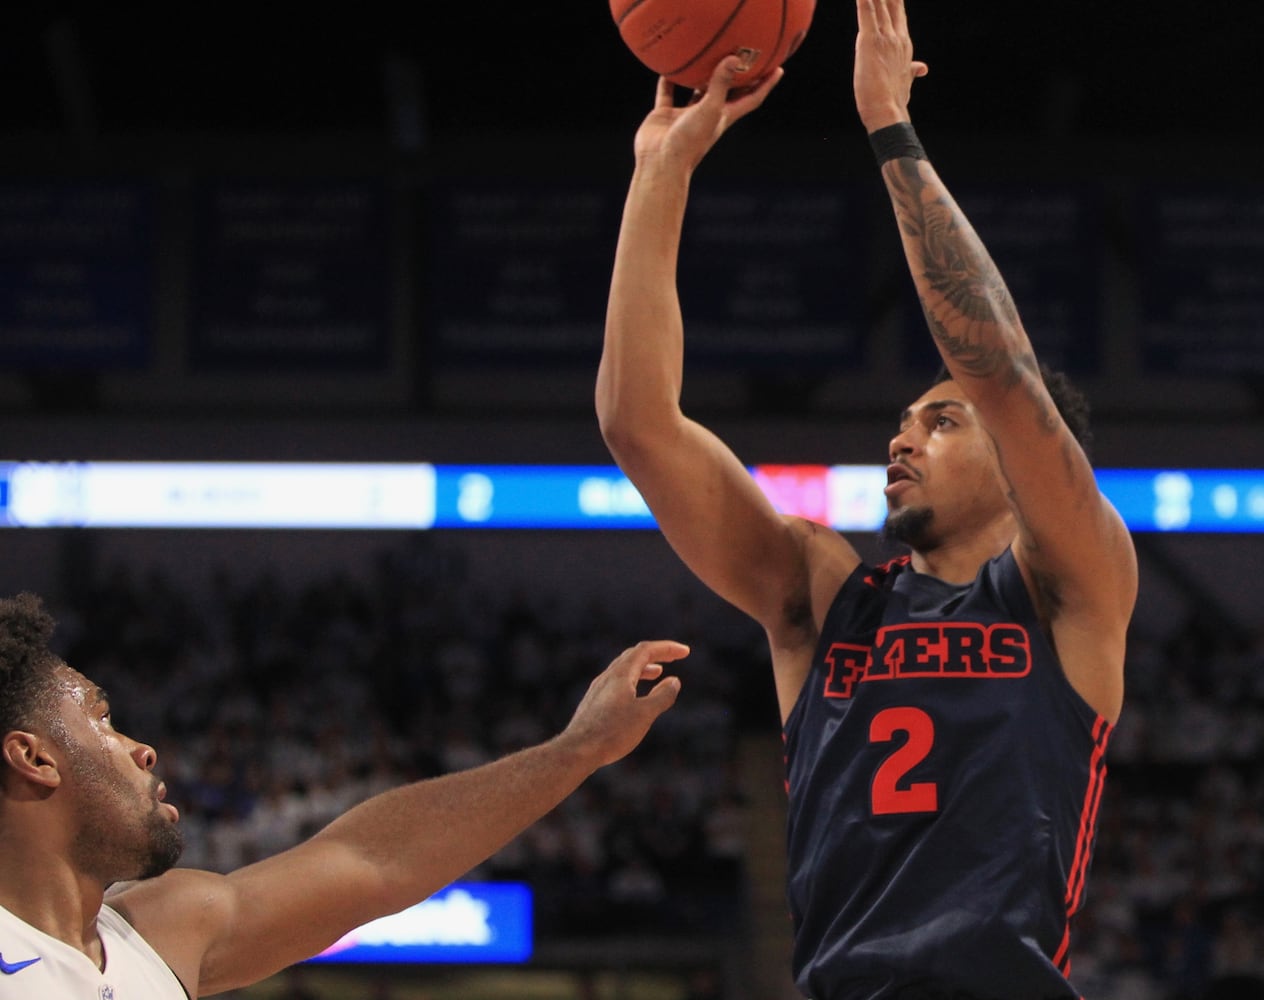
(108, 868, 234, 934)
(783, 513, 866, 619)
(783, 514, 860, 557)
(108, 868, 234, 996)
(784, 514, 862, 576)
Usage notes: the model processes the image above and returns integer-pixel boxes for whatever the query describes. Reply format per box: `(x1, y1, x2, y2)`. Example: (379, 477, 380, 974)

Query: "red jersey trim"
(1055, 715, 1112, 974)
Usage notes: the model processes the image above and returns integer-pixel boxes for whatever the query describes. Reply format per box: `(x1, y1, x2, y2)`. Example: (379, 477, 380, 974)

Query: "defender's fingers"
(643, 673, 683, 711)
(608, 640, 690, 685)
(632, 639, 691, 665)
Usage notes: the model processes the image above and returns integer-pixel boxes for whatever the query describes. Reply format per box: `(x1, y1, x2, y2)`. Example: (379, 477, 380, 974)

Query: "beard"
(881, 505, 937, 551)
(131, 807, 184, 879)
(66, 746, 185, 882)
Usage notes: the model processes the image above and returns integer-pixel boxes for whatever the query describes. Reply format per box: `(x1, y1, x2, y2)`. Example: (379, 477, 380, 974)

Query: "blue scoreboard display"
(306, 882, 533, 966)
(0, 461, 1260, 533)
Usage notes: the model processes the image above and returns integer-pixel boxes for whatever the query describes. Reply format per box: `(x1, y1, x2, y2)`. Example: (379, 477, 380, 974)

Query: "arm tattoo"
(885, 157, 1025, 383)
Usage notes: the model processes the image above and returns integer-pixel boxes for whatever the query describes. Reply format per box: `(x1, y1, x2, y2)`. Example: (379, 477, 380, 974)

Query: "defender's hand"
(561, 639, 689, 768)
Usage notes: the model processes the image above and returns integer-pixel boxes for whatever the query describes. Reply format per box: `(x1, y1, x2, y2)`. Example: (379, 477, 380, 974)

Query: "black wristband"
(869, 122, 927, 166)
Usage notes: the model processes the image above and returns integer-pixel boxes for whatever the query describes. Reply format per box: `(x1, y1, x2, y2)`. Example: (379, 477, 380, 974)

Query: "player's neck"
(908, 524, 1014, 585)
(0, 829, 108, 964)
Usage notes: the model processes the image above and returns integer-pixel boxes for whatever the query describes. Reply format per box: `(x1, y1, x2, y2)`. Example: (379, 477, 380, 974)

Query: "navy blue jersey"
(783, 549, 1110, 1000)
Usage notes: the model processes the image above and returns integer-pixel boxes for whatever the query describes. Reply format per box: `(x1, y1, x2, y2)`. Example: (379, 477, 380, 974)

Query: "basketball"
(611, 0, 815, 92)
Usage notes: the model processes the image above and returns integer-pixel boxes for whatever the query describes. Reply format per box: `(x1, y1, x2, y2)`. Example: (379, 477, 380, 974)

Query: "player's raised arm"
(110, 641, 686, 996)
(598, 59, 859, 709)
(854, 0, 1136, 719)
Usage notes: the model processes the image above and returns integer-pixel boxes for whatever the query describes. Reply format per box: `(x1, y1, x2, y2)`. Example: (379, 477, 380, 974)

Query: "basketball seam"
(615, 0, 653, 28)
(775, 0, 789, 63)
(664, 0, 752, 79)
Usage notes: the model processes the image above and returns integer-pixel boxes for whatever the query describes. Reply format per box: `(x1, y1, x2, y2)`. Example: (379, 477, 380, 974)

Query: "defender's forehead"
(52, 662, 106, 710)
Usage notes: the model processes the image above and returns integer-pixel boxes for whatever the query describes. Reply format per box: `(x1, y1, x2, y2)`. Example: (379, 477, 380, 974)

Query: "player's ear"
(2, 731, 63, 790)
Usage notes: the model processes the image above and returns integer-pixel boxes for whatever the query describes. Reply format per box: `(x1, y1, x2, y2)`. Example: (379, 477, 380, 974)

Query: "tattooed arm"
(853, 0, 1136, 722)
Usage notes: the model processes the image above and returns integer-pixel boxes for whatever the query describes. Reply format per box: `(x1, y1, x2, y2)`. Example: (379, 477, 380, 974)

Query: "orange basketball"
(611, 0, 815, 91)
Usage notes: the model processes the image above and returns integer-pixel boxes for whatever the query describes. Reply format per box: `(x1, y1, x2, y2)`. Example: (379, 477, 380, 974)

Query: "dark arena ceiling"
(6, 4, 1258, 146)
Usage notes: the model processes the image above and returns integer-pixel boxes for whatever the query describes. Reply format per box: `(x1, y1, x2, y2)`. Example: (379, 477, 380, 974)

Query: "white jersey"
(0, 901, 187, 999)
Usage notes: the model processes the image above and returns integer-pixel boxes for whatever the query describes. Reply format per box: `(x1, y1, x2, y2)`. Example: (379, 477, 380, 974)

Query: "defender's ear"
(2, 731, 62, 790)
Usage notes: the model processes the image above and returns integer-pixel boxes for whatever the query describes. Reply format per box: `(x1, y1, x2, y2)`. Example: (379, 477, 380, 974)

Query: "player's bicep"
(1016, 489, 1137, 624)
(999, 418, 1137, 622)
(193, 840, 388, 994)
(610, 415, 817, 628)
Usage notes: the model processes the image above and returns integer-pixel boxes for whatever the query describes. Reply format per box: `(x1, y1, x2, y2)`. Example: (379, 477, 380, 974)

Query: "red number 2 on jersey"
(869, 706, 939, 815)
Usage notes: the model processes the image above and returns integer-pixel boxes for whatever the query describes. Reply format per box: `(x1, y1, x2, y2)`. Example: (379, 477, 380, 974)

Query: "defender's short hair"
(0, 593, 61, 736)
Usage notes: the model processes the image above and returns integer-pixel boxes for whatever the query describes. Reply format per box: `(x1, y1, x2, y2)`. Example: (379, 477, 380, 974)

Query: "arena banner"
(0, 181, 153, 369)
(676, 183, 865, 368)
(426, 179, 864, 369)
(189, 179, 389, 371)
(1135, 184, 1264, 376)
(425, 179, 620, 366)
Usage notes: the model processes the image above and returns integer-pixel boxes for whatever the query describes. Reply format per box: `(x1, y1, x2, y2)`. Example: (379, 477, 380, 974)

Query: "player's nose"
(130, 739, 158, 771)
(889, 425, 920, 460)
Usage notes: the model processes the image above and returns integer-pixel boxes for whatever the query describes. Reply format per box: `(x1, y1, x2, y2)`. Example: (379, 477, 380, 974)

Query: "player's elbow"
(598, 402, 685, 473)
(597, 402, 643, 464)
(596, 382, 669, 456)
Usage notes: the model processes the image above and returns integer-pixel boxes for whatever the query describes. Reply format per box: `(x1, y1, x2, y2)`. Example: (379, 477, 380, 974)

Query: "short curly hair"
(931, 362, 1094, 459)
(0, 593, 62, 737)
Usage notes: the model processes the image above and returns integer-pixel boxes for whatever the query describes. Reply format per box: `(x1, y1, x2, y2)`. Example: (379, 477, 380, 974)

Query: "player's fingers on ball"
(745, 67, 784, 104)
(654, 75, 675, 107)
(703, 56, 742, 99)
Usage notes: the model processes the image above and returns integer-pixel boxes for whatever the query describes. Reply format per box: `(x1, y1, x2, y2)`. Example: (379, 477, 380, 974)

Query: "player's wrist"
(869, 121, 927, 166)
(631, 152, 695, 190)
(856, 96, 910, 131)
(549, 727, 609, 778)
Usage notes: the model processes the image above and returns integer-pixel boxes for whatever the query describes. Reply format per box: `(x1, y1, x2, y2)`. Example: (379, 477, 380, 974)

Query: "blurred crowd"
(37, 535, 1264, 998)
(1071, 619, 1264, 999)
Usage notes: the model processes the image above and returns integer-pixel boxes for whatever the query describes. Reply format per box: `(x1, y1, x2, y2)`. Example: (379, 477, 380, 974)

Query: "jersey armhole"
(782, 560, 878, 739)
(99, 904, 193, 1000)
